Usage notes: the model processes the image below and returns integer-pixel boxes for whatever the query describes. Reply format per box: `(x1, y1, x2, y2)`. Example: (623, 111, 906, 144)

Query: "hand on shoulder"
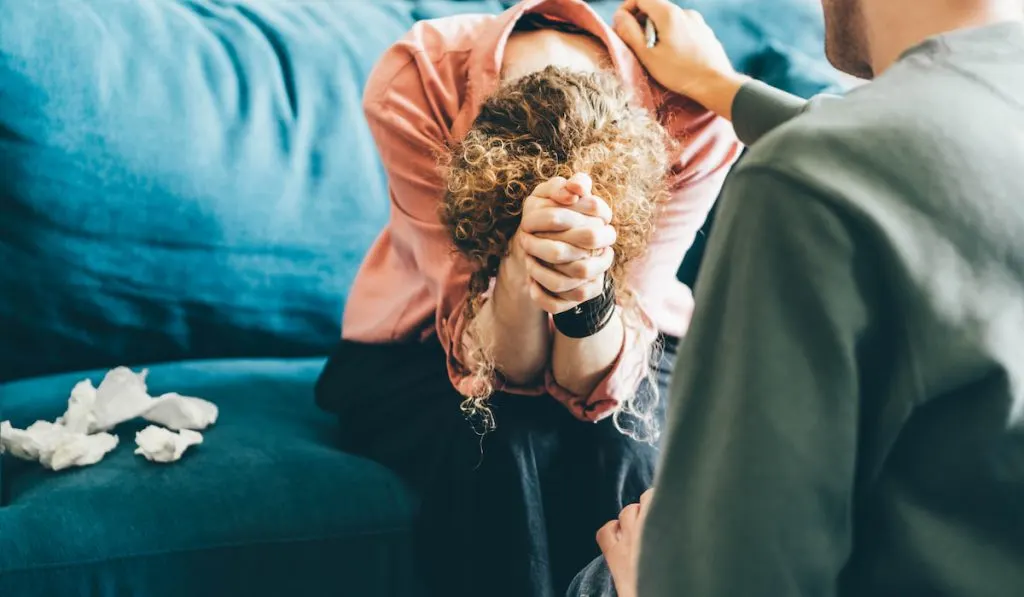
(613, 0, 750, 120)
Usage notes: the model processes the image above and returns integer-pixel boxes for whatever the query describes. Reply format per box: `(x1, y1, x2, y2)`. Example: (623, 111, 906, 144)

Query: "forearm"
(730, 80, 811, 145)
(467, 252, 550, 386)
(551, 306, 624, 397)
(689, 75, 811, 146)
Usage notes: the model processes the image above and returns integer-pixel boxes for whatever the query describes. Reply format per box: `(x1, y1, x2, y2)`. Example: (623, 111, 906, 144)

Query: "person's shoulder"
(363, 14, 496, 109)
(740, 69, 980, 203)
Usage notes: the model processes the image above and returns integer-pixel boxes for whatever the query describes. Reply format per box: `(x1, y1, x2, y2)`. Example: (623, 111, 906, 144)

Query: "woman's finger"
(531, 176, 578, 206)
(526, 256, 589, 294)
(528, 277, 605, 314)
(528, 281, 576, 314)
(570, 195, 613, 224)
(552, 247, 614, 280)
(564, 172, 593, 198)
(531, 176, 568, 199)
(537, 223, 617, 251)
(521, 205, 596, 234)
(556, 277, 606, 306)
(519, 233, 592, 264)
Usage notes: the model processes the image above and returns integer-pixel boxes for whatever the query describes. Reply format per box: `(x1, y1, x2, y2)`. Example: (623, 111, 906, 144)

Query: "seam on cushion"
(0, 525, 412, 577)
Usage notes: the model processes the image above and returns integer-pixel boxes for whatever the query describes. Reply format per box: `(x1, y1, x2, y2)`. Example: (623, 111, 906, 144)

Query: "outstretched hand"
(517, 173, 616, 314)
(595, 488, 655, 597)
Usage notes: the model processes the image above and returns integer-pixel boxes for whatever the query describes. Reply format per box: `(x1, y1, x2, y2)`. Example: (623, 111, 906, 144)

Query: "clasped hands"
(515, 173, 616, 315)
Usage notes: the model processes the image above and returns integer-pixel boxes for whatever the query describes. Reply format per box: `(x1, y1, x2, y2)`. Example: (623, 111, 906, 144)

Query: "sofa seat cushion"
(0, 358, 420, 597)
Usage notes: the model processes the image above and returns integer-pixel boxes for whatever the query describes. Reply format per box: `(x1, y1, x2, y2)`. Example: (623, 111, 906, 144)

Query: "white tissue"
(145, 393, 219, 431)
(1, 366, 217, 472)
(134, 425, 203, 463)
(57, 380, 100, 434)
(0, 420, 118, 471)
(57, 367, 218, 434)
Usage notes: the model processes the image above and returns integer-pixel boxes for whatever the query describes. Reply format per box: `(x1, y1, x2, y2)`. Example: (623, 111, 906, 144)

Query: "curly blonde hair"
(440, 66, 673, 438)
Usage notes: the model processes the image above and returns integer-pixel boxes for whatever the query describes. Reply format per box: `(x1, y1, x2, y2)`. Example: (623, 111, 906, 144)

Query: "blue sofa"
(0, 1, 842, 595)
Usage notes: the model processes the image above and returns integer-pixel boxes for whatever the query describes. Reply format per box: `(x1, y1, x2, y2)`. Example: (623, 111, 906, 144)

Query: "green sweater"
(640, 21, 1024, 597)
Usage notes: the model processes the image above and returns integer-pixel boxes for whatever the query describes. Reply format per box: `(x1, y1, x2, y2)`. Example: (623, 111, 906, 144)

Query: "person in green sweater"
(569, 0, 1024, 595)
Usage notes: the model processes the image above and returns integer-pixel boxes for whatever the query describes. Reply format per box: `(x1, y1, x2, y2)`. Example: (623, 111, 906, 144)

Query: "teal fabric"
(0, 0, 412, 382)
(0, 0, 840, 383)
(0, 358, 420, 597)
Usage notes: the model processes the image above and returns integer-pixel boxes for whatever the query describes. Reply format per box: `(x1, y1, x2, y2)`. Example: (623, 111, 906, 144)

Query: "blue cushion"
(0, 0, 839, 384)
(0, 0, 415, 382)
(0, 359, 420, 597)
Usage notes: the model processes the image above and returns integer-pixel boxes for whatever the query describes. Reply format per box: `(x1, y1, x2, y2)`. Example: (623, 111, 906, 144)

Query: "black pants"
(315, 336, 677, 597)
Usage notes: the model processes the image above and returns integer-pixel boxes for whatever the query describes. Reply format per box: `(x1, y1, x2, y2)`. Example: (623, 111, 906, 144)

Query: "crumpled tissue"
(58, 367, 218, 434)
(0, 367, 217, 470)
(0, 420, 118, 471)
(134, 425, 203, 463)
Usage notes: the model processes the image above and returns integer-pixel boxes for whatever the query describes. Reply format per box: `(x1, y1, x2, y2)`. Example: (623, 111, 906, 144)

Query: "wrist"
(686, 70, 750, 121)
(552, 276, 616, 339)
(495, 237, 545, 321)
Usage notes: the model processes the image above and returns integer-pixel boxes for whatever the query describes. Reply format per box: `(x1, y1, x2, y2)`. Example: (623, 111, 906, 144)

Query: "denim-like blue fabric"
(0, 358, 421, 597)
(0, 0, 839, 383)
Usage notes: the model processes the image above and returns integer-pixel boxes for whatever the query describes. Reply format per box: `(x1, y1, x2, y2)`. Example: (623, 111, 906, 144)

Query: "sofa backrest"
(0, 0, 841, 383)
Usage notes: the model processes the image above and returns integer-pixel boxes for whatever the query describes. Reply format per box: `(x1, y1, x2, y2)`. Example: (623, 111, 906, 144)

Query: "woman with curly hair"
(315, 1, 740, 596)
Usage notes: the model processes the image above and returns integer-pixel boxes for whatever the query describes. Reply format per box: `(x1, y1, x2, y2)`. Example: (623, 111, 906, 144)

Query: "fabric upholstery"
(0, 358, 420, 597)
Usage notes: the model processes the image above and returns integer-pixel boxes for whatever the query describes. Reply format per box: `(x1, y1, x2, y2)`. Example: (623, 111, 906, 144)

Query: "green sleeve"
(732, 81, 814, 145)
(638, 166, 881, 597)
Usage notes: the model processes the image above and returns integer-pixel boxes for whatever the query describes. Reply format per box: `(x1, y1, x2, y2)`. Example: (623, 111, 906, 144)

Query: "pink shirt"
(343, 0, 741, 421)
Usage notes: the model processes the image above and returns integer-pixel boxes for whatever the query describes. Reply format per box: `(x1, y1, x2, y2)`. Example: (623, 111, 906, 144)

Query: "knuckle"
(545, 276, 566, 293)
(538, 210, 557, 229)
(556, 244, 577, 263)
(577, 260, 598, 279)
(621, 503, 640, 521)
(569, 261, 591, 279)
(536, 176, 567, 196)
(579, 228, 600, 248)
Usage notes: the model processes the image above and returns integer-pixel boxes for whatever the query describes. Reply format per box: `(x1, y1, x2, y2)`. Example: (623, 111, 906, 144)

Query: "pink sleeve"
(544, 108, 743, 423)
(362, 39, 498, 398)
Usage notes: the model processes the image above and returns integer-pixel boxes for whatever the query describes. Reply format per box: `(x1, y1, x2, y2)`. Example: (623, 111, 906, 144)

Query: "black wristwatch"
(552, 278, 617, 339)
